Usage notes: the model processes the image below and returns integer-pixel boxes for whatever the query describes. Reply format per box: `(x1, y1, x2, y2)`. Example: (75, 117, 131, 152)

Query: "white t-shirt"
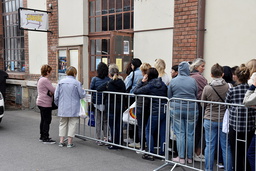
(160, 73, 171, 86)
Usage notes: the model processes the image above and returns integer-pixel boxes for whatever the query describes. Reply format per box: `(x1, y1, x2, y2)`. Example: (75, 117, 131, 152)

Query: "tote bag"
(122, 102, 137, 125)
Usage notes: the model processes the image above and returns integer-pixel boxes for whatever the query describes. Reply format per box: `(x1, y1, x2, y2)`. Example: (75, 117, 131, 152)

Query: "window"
(57, 47, 83, 82)
(89, 0, 133, 33)
(2, 0, 24, 72)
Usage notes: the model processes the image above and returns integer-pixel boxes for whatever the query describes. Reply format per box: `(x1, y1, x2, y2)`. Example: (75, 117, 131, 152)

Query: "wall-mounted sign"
(18, 7, 51, 32)
(124, 41, 129, 54)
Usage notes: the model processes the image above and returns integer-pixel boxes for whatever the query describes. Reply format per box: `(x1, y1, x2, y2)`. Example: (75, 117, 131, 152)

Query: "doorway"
(89, 31, 133, 83)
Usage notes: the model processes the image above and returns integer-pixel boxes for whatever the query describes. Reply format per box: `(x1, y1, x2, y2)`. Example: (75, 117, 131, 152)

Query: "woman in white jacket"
(54, 66, 86, 148)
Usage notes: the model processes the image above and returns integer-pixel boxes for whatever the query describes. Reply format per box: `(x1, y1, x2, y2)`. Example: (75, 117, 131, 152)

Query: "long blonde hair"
(154, 59, 166, 77)
(246, 59, 256, 77)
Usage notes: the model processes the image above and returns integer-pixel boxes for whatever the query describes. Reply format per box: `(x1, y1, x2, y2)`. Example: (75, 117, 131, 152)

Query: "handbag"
(222, 109, 230, 133)
(51, 99, 58, 110)
(47, 91, 58, 110)
(122, 102, 137, 125)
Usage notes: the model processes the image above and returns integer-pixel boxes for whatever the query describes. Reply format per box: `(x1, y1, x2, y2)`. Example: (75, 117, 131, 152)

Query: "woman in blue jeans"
(168, 61, 198, 164)
(201, 63, 232, 171)
(134, 68, 167, 161)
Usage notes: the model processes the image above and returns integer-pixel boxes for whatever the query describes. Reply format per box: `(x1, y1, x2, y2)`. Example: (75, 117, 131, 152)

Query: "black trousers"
(38, 106, 52, 140)
(229, 126, 254, 171)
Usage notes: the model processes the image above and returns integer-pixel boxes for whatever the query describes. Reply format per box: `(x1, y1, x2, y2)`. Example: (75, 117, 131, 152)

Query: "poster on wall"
(124, 41, 129, 55)
(116, 58, 123, 72)
(18, 7, 50, 32)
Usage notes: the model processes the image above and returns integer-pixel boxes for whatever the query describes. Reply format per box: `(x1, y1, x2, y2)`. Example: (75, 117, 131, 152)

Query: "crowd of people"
(36, 58, 256, 171)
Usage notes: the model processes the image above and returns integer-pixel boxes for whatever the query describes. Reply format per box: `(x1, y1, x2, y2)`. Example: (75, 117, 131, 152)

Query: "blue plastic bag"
(88, 111, 95, 127)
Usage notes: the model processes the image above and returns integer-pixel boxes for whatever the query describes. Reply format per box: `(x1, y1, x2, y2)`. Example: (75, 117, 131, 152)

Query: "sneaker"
(142, 154, 155, 161)
(216, 163, 225, 169)
(172, 156, 185, 164)
(128, 142, 140, 149)
(123, 138, 134, 144)
(59, 142, 66, 147)
(136, 150, 146, 154)
(43, 138, 56, 144)
(187, 158, 193, 164)
(39, 138, 43, 142)
(67, 144, 75, 148)
(96, 140, 104, 146)
(194, 154, 205, 162)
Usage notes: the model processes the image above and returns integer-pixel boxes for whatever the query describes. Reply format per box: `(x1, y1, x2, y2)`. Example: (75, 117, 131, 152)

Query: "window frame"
(2, 0, 24, 72)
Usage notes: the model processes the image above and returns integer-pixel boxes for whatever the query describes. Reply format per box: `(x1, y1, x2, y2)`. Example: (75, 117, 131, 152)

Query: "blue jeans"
(172, 109, 197, 159)
(108, 113, 122, 144)
(248, 134, 255, 171)
(204, 119, 232, 171)
(145, 114, 166, 154)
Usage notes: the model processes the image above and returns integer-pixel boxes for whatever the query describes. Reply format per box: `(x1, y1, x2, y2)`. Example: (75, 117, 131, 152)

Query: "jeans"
(204, 119, 232, 171)
(95, 109, 107, 139)
(136, 106, 149, 150)
(146, 114, 166, 154)
(108, 113, 122, 144)
(248, 134, 255, 171)
(172, 109, 197, 159)
(38, 106, 52, 140)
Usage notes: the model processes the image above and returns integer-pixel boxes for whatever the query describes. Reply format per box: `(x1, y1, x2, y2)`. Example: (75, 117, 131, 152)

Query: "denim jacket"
(90, 76, 110, 105)
(54, 76, 86, 117)
(124, 68, 143, 93)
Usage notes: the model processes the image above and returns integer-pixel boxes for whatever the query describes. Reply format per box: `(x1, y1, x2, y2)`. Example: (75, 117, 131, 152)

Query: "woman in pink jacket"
(36, 64, 56, 144)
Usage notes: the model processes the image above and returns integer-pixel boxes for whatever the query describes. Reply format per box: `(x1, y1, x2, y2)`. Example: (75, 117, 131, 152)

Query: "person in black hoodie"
(134, 68, 167, 160)
(97, 67, 126, 150)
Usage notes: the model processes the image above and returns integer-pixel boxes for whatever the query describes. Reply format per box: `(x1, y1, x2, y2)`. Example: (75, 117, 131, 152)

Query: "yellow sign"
(26, 14, 43, 22)
(116, 58, 122, 72)
(102, 58, 108, 64)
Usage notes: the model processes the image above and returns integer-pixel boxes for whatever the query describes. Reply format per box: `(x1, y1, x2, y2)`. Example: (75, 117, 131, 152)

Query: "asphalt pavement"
(0, 109, 190, 171)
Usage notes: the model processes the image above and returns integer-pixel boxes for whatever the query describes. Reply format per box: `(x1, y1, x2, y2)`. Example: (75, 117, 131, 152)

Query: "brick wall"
(172, 0, 199, 64)
(47, 0, 58, 83)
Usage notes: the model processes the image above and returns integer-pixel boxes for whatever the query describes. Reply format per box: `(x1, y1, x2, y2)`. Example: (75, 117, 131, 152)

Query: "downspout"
(197, 0, 206, 59)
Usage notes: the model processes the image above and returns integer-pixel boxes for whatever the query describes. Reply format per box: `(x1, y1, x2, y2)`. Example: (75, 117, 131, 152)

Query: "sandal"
(142, 154, 155, 161)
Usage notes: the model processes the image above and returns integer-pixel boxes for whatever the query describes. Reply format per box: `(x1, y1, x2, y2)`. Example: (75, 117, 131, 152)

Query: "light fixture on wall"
(49, 3, 53, 9)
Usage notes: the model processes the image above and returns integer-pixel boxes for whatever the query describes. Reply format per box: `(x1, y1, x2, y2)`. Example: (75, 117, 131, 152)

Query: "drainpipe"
(197, 0, 206, 59)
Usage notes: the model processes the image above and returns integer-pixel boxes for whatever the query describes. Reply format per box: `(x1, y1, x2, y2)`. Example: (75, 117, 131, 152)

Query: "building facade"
(1, 0, 256, 109)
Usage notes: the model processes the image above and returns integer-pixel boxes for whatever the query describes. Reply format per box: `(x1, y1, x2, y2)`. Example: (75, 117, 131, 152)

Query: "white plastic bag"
(79, 97, 89, 119)
(122, 102, 137, 125)
(222, 109, 229, 133)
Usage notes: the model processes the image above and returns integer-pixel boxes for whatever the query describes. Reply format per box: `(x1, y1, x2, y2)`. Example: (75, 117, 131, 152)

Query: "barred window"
(2, 0, 25, 72)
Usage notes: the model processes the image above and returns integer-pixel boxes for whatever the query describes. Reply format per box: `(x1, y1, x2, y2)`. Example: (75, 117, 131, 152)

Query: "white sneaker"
(128, 142, 141, 148)
(216, 163, 225, 169)
(123, 138, 134, 144)
(136, 150, 146, 154)
(194, 154, 205, 162)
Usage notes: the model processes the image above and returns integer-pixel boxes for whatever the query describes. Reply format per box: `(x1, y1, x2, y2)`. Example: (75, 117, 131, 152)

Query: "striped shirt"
(225, 83, 256, 132)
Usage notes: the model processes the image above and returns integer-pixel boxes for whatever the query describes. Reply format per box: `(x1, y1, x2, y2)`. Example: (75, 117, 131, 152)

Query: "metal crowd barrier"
(75, 89, 255, 171)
